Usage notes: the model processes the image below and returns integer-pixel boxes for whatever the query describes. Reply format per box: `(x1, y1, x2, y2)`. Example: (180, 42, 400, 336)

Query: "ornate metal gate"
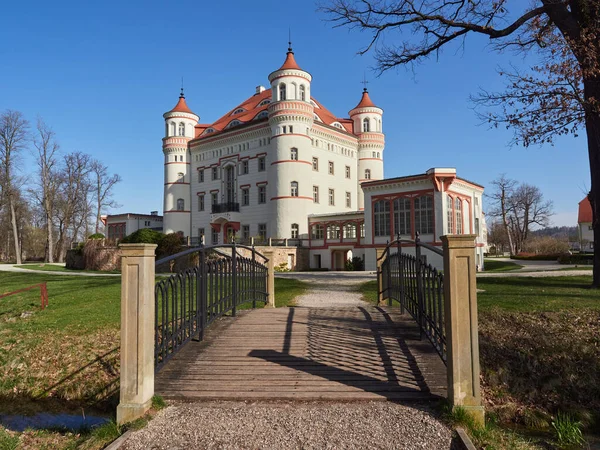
(154, 243, 269, 371)
(377, 232, 446, 363)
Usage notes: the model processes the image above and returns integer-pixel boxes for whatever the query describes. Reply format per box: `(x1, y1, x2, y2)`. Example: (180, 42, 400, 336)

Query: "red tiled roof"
(279, 51, 301, 71)
(195, 90, 355, 140)
(169, 96, 194, 114)
(578, 197, 592, 223)
(353, 89, 376, 109)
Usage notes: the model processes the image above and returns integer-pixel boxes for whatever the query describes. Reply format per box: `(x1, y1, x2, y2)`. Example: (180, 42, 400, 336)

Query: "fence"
(0, 282, 48, 310)
(154, 243, 269, 371)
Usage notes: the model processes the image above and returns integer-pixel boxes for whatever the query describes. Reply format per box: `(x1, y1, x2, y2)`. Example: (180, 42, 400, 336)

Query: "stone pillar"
(441, 235, 484, 427)
(262, 249, 276, 308)
(116, 243, 157, 425)
(375, 248, 385, 304)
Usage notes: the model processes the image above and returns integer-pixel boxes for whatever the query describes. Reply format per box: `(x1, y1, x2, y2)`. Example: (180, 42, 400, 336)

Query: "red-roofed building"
(578, 196, 594, 252)
(162, 48, 384, 243)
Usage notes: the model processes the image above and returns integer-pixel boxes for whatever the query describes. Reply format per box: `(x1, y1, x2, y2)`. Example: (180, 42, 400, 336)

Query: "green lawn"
(15, 264, 120, 274)
(483, 259, 523, 272)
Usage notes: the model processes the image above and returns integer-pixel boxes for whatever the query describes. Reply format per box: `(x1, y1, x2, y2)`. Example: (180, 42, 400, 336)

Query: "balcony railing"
(211, 202, 240, 214)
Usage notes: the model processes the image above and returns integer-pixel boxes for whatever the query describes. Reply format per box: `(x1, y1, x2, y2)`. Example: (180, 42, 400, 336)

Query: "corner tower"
(350, 89, 384, 210)
(162, 89, 199, 236)
(266, 46, 315, 238)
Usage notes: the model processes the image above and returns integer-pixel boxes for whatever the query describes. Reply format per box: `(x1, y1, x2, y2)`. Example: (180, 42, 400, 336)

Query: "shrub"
(523, 236, 570, 255)
(511, 253, 565, 261)
(552, 412, 585, 447)
(345, 256, 365, 271)
(120, 228, 164, 245)
(156, 233, 183, 259)
(88, 233, 105, 240)
(274, 262, 291, 272)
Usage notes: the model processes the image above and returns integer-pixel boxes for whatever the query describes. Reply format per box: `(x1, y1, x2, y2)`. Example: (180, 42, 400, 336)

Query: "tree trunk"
(46, 209, 54, 263)
(9, 196, 21, 264)
(583, 79, 600, 288)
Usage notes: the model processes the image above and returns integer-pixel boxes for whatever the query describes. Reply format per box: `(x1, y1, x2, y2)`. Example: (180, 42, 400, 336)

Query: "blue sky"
(0, 0, 589, 227)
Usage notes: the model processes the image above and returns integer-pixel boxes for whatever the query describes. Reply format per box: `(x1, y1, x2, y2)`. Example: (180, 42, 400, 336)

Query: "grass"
(484, 259, 524, 272)
(273, 278, 307, 307)
(552, 412, 585, 448)
(357, 280, 378, 304)
(14, 264, 120, 274)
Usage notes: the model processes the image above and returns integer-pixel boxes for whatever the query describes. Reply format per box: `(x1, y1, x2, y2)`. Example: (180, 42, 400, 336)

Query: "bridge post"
(441, 235, 484, 427)
(375, 248, 385, 304)
(116, 243, 157, 425)
(262, 249, 276, 308)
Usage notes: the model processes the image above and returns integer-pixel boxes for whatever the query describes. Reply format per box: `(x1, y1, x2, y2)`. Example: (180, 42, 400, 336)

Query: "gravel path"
(277, 272, 374, 307)
(122, 401, 452, 450)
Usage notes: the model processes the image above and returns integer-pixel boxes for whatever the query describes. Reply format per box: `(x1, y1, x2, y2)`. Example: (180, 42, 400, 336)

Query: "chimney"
(255, 85, 266, 94)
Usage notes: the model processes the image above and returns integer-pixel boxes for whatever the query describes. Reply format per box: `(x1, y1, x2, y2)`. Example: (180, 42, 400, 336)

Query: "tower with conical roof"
(162, 88, 199, 236)
(266, 44, 315, 238)
(349, 88, 384, 210)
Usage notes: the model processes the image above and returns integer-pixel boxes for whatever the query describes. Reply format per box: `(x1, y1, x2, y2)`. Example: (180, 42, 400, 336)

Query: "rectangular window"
(345, 192, 351, 208)
(327, 225, 340, 240)
(198, 195, 205, 211)
(258, 156, 266, 172)
(241, 188, 249, 206)
(258, 185, 266, 204)
(311, 224, 324, 239)
(328, 188, 335, 206)
(345, 165, 350, 179)
(258, 223, 267, 240)
(242, 225, 250, 240)
(242, 160, 249, 174)
(198, 169, 204, 183)
(343, 223, 356, 239)
(211, 228, 219, 245)
(199, 228, 205, 245)
(312, 157, 318, 171)
(374, 200, 391, 237)
(313, 185, 319, 203)
(291, 148, 298, 160)
(447, 195, 454, 234)
(393, 198, 411, 235)
(291, 182, 298, 197)
(455, 198, 463, 234)
(212, 167, 218, 180)
(328, 161, 334, 175)
(475, 218, 480, 235)
(211, 192, 218, 205)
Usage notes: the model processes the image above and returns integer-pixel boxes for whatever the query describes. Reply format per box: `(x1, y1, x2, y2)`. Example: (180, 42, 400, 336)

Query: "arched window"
(256, 111, 268, 120)
(290, 147, 298, 160)
(373, 200, 390, 237)
(365, 169, 371, 180)
(178, 122, 185, 136)
(362, 118, 370, 132)
(393, 198, 411, 236)
(165, 123, 169, 136)
(176, 198, 185, 211)
(299, 85, 306, 101)
(455, 198, 463, 234)
(170, 122, 176, 136)
(291, 223, 299, 239)
(415, 195, 434, 234)
(447, 195, 454, 234)
(279, 83, 286, 101)
(290, 181, 298, 197)
(233, 108, 245, 115)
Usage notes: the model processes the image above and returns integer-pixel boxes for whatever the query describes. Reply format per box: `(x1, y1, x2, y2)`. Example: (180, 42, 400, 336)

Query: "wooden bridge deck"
(156, 306, 447, 401)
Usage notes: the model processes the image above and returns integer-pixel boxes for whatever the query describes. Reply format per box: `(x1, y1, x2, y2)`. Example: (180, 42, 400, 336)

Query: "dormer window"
(279, 83, 286, 101)
(178, 122, 185, 136)
(259, 99, 271, 106)
(299, 85, 306, 101)
(363, 118, 370, 132)
(227, 120, 242, 129)
(314, 114, 322, 122)
(255, 111, 268, 120)
(204, 128, 215, 135)
(232, 108, 245, 115)
(332, 122, 343, 129)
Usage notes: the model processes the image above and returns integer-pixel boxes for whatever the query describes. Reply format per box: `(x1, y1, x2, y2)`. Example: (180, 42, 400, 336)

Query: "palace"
(161, 47, 486, 270)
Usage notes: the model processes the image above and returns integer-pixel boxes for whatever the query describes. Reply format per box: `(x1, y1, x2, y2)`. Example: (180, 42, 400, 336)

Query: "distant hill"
(530, 226, 578, 240)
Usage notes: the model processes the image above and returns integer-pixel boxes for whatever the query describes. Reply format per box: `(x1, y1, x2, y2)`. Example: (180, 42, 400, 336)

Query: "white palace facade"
(162, 48, 486, 270)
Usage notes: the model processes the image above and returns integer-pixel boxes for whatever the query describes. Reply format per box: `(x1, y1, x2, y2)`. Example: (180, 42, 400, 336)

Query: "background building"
(103, 211, 163, 241)
(578, 196, 594, 252)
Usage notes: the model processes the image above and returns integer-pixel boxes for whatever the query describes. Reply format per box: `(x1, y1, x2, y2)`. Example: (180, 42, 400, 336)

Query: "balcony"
(211, 202, 240, 214)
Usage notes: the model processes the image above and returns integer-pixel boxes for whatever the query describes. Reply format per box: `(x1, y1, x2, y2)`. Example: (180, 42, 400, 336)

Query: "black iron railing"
(154, 242, 268, 371)
(377, 232, 446, 364)
(211, 202, 240, 213)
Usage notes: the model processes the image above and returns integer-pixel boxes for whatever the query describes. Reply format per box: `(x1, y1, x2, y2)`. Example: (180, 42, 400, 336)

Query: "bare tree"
(487, 220, 510, 255)
(0, 110, 29, 264)
(321, 1, 600, 286)
(55, 152, 92, 262)
(90, 160, 121, 234)
(32, 118, 60, 262)
(487, 176, 553, 255)
(487, 175, 517, 255)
